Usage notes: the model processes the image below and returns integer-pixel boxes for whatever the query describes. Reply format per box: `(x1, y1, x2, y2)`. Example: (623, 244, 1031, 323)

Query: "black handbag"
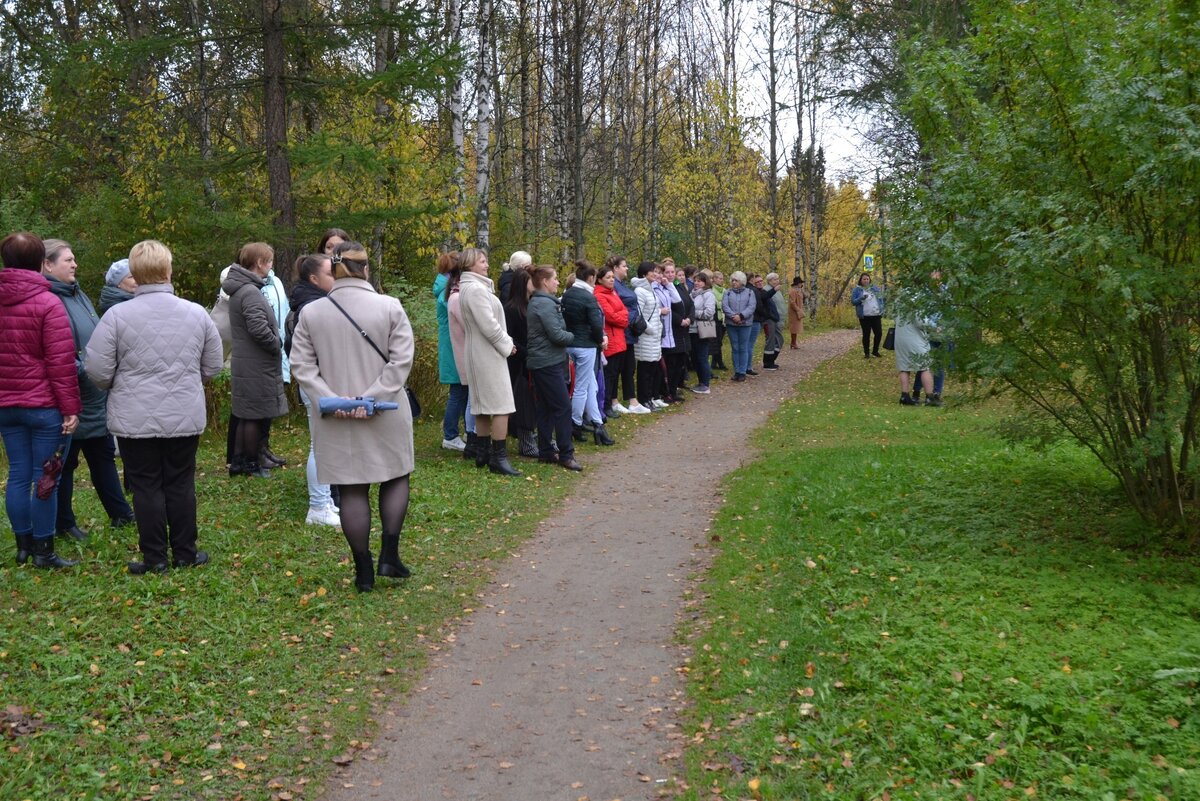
(883, 326, 896, 351)
(629, 310, 648, 336)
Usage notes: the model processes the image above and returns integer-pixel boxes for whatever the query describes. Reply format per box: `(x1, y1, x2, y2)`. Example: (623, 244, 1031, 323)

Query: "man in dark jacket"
(43, 239, 134, 541)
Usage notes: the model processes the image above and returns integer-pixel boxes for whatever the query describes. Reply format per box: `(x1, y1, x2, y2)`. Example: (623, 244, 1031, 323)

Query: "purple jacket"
(652, 282, 678, 350)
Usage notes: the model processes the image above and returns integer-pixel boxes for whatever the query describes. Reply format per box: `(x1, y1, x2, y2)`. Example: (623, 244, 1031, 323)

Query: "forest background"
(0, 0, 873, 317)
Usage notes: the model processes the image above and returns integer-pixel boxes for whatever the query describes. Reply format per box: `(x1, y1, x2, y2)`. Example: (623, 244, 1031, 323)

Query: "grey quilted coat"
(85, 284, 224, 438)
(221, 265, 289, 420)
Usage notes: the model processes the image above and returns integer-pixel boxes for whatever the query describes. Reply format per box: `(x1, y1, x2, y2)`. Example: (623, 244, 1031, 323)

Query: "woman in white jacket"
(631, 261, 667, 410)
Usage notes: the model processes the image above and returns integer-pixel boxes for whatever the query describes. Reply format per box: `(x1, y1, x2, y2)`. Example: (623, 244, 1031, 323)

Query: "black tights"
(336, 475, 411, 556)
(235, 418, 265, 461)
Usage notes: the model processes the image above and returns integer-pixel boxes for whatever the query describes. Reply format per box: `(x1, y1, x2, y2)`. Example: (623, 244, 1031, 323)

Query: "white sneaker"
(612, 402, 631, 415)
(651, 398, 669, 409)
(306, 506, 341, 527)
(626, 402, 652, 414)
(441, 436, 467, 452)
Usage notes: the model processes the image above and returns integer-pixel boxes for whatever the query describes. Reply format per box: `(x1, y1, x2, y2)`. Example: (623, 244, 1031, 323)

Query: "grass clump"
(681, 353, 1200, 800)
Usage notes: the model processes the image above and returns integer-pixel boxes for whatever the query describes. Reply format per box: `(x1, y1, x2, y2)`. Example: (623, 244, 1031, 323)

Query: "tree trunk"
(262, 0, 297, 281)
(448, 0, 467, 245)
(475, 0, 494, 252)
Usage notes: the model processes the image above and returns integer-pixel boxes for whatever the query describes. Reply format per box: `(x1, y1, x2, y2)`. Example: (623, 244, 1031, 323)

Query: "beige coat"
(290, 278, 415, 485)
(457, 271, 515, 415)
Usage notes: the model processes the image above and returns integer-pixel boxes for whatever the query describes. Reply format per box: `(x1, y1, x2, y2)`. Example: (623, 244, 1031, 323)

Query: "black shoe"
(872, 352, 882, 358)
(746, 369, 759, 376)
(488, 439, 522, 476)
(733, 373, 747, 382)
(260, 447, 286, 467)
(243, 460, 272, 478)
(864, 354, 871, 359)
(14, 533, 32, 566)
(32, 538, 78, 569)
(924, 395, 944, 407)
(173, 551, 209, 568)
(558, 457, 583, 471)
(110, 515, 135, 529)
(57, 526, 89, 542)
(128, 560, 169, 575)
(763, 363, 780, 370)
(592, 424, 615, 447)
(538, 455, 558, 464)
(352, 551, 374, 593)
(900, 393, 920, 406)
(572, 424, 589, 443)
(377, 535, 411, 578)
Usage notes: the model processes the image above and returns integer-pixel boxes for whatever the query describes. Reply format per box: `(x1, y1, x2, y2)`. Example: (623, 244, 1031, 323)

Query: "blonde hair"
(42, 238, 72, 264)
(129, 240, 172, 284)
(503, 250, 531, 272)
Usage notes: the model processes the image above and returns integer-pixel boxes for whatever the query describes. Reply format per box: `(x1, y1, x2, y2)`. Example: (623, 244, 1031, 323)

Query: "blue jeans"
(692, 338, 712, 387)
(0, 407, 70, 540)
(931, 341, 954, 395)
(442, 382, 475, 440)
(299, 388, 334, 511)
(568, 347, 602, 426)
(727, 325, 753, 375)
(749, 322, 763, 367)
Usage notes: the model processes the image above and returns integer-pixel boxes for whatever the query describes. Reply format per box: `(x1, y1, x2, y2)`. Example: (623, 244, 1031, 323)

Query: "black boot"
(474, 435, 489, 468)
(32, 537, 78, 569)
(572, 423, 589, 443)
(377, 534, 411, 579)
(229, 456, 248, 477)
(259, 447, 285, 468)
(14, 533, 32, 566)
(352, 551, 375, 593)
(592, 423, 615, 446)
(462, 432, 481, 463)
(899, 393, 919, 406)
(243, 459, 272, 478)
(488, 439, 521, 476)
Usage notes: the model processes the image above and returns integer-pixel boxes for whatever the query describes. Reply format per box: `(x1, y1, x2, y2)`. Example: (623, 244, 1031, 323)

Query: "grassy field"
(680, 352, 1200, 800)
(0, 408, 606, 800)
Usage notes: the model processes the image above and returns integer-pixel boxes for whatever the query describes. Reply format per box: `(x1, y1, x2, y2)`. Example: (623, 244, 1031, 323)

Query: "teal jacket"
(47, 276, 108, 439)
(434, 273, 461, 384)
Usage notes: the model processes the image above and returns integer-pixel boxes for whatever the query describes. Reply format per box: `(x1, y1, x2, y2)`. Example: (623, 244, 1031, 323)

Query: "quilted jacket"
(630, 277, 664, 362)
(47, 276, 109, 439)
(85, 284, 224, 438)
(0, 268, 81, 415)
(561, 282, 604, 349)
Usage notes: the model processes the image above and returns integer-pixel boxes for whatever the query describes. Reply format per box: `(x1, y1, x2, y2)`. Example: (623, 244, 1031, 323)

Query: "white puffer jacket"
(631, 277, 663, 362)
(85, 284, 224, 438)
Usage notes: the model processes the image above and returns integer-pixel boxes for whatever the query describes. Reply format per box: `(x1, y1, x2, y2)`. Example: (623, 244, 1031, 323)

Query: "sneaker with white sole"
(612, 402, 631, 414)
(690, 385, 710, 394)
(305, 506, 341, 527)
(441, 436, 467, 452)
(626, 402, 652, 414)
(650, 398, 669, 409)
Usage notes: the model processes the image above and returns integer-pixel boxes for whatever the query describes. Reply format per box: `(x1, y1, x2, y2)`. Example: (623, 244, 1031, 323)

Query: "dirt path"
(321, 329, 857, 801)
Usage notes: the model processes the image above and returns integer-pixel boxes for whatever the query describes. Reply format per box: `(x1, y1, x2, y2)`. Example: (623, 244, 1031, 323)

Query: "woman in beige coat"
(290, 242, 415, 593)
(455, 247, 520, 476)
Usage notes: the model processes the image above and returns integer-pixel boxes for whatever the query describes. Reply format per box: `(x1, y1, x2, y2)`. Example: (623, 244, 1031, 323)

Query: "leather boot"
(14, 533, 32, 566)
(352, 551, 375, 593)
(228, 456, 248, 477)
(259, 447, 285, 468)
(377, 534, 411, 579)
(572, 423, 588, 443)
(462, 432, 480, 462)
(592, 423, 615, 446)
(474, 435, 489, 468)
(242, 458, 273, 478)
(488, 439, 521, 476)
(32, 537, 79, 569)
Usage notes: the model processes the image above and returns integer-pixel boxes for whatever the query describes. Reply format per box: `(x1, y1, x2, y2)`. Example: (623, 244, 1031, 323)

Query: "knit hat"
(106, 259, 131, 287)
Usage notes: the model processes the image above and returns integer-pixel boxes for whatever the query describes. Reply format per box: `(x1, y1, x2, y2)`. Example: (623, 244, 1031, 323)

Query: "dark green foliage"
(887, 0, 1200, 542)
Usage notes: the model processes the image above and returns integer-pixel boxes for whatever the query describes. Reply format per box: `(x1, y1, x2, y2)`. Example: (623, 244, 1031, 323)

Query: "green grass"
(681, 353, 1200, 801)
(0, 413, 611, 800)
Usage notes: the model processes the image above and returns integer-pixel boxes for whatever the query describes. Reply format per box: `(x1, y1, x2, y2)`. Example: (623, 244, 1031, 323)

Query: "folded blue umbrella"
(318, 397, 399, 417)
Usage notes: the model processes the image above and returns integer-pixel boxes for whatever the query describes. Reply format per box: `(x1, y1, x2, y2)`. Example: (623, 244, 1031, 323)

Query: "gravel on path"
(320, 329, 857, 801)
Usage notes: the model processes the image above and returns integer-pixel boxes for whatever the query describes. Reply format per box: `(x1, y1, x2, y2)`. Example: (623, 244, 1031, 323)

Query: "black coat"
(561, 285, 604, 349)
(666, 281, 694, 354)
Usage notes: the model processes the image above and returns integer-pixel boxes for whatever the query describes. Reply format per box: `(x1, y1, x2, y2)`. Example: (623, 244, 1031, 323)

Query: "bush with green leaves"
(888, 0, 1200, 543)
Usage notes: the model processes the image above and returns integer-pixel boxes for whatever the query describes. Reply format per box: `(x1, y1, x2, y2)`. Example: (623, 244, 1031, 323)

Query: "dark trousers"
(636, 359, 661, 406)
(118, 436, 201, 566)
(618, 346, 636, 401)
(530, 362, 574, 461)
(712, 320, 727, 368)
(57, 435, 133, 530)
(860, 315, 883, 356)
(603, 350, 628, 408)
(665, 351, 687, 397)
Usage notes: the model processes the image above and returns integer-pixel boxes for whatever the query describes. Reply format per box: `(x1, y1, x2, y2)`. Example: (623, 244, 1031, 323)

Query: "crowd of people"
(2, 228, 822, 591)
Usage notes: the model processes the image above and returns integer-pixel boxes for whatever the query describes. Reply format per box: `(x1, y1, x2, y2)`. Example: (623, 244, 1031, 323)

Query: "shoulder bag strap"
(326, 294, 388, 363)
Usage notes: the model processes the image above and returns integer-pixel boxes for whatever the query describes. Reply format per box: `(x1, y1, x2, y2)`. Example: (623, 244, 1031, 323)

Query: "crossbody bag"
(325, 295, 420, 418)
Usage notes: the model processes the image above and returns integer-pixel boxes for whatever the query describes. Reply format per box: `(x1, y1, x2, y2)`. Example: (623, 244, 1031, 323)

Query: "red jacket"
(0, 269, 82, 415)
(595, 283, 629, 356)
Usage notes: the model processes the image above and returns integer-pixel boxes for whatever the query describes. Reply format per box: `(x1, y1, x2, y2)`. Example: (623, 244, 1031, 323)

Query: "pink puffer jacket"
(0, 268, 82, 415)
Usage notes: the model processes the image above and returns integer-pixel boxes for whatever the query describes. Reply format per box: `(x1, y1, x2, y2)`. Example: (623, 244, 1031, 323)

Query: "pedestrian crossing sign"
(864, 254, 875, 271)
